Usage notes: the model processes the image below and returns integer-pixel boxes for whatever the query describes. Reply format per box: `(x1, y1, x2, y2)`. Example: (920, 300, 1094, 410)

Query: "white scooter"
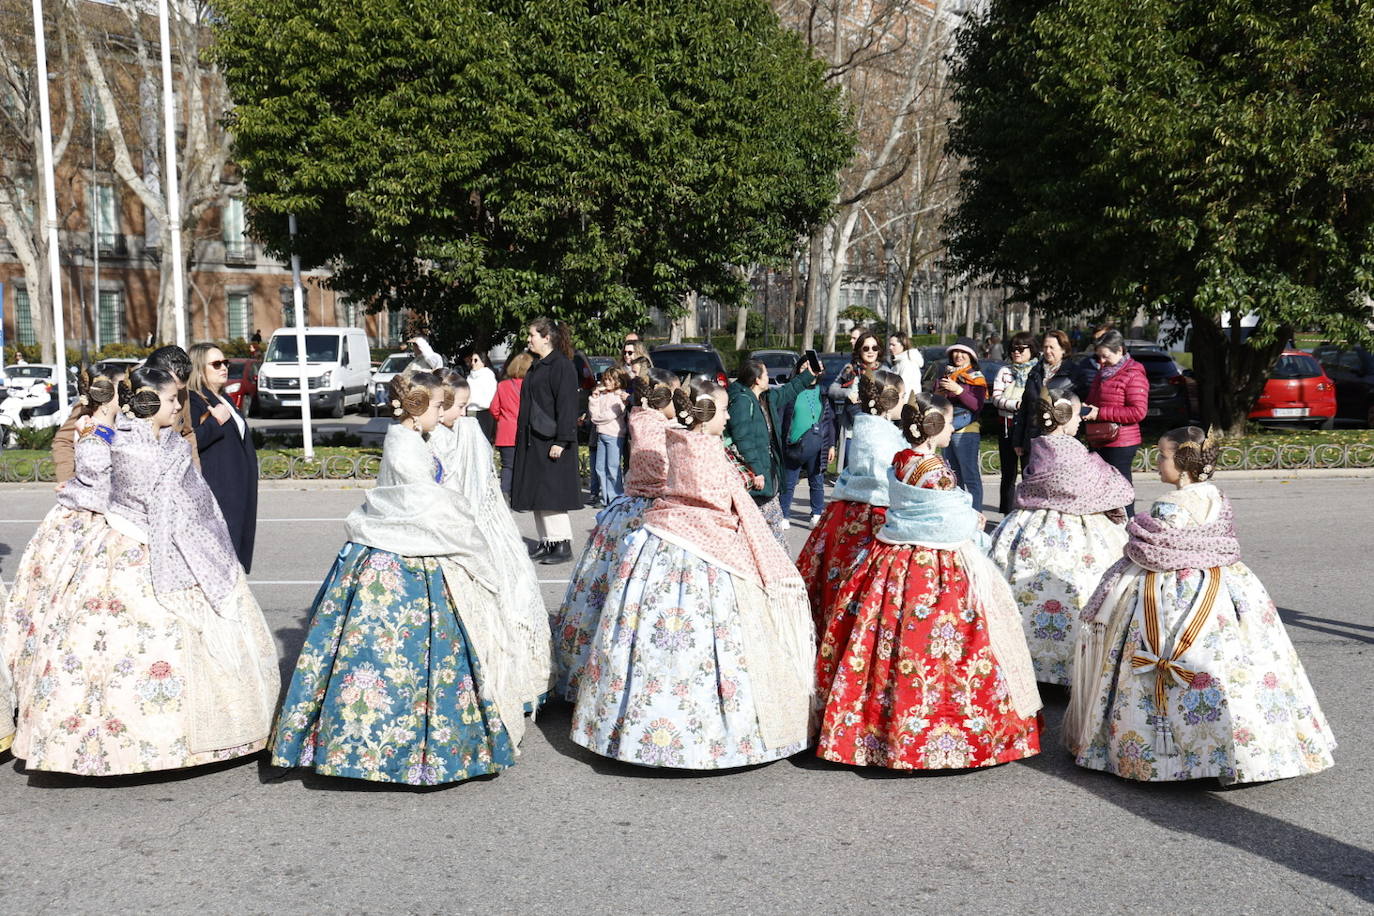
(0, 382, 67, 449)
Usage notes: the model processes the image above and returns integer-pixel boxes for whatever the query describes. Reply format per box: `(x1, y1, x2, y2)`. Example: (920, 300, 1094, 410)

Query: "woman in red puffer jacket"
(1083, 330, 1148, 515)
(490, 351, 532, 498)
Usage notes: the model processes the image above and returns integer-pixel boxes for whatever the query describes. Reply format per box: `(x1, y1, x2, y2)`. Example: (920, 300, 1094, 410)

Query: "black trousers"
(997, 432, 1027, 515)
(1092, 443, 1139, 516)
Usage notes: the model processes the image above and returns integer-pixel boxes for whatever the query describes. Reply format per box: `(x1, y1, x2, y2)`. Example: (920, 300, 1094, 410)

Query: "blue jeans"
(594, 434, 625, 505)
(780, 453, 827, 521)
(944, 431, 984, 512)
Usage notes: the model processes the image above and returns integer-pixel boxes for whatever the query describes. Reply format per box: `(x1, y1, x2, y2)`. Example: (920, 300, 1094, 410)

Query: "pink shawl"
(624, 407, 671, 498)
(1015, 434, 1134, 516)
(643, 428, 799, 588)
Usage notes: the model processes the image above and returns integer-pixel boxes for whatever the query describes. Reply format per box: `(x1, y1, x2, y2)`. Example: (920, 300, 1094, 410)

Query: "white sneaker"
(809, 514, 822, 527)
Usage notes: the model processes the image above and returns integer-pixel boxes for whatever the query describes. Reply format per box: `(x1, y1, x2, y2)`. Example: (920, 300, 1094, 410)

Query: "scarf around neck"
(1096, 353, 1134, 382)
(1124, 494, 1242, 572)
(832, 413, 907, 506)
(1015, 434, 1134, 516)
(642, 428, 800, 588)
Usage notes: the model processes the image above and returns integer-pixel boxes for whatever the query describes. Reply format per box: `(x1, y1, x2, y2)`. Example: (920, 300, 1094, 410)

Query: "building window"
(98, 289, 125, 344)
(14, 287, 35, 345)
(93, 183, 119, 253)
(342, 299, 361, 328)
(227, 291, 250, 340)
(387, 304, 402, 345)
(223, 198, 250, 262)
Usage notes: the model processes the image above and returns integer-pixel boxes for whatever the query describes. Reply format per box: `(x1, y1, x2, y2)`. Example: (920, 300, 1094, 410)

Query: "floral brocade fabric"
(987, 508, 1128, 685)
(814, 449, 1041, 770)
(798, 499, 887, 636)
(551, 494, 654, 701)
(270, 543, 516, 786)
(4, 517, 277, 775)
(570, 530, 808, 769)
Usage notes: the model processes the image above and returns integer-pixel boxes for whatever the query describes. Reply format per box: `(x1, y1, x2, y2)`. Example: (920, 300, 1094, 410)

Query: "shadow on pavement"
(1025, 702, 1374, 903)
(1278, 607, 1374, 646)
(9, 751, 263, 788)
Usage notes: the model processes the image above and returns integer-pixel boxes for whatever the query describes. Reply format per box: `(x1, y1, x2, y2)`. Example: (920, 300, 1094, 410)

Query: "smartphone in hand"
(804, 349, 822, 374)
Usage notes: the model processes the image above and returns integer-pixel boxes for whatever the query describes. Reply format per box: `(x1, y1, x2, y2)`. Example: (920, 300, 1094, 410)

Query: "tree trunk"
(802, 230, 823, 351)
(823, 207, 861, 352)
(1189, 306, 1290, 436)
(734, 304, 749, 352)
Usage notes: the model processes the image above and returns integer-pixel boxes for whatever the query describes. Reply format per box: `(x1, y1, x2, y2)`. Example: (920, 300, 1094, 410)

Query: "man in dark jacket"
(778, 356, 836, 527)
(725, 358, 819, 536)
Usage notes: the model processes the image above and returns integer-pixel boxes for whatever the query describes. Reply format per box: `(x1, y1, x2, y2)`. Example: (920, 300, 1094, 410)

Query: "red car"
(224, 358, 261, 416)
(1249, 350, 1337, 428)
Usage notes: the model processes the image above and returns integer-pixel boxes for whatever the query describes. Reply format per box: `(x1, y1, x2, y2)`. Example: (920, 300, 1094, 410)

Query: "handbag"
(528, 400, 557, 439)
(1084, 420, 1120, 448)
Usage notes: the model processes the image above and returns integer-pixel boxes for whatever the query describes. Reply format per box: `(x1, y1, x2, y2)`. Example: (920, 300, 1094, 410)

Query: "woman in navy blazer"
(187, 343, 259, 572)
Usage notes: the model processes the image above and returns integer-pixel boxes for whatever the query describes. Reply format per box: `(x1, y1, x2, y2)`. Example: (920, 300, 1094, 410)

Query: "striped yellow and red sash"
(1130, 568, 1221, 712)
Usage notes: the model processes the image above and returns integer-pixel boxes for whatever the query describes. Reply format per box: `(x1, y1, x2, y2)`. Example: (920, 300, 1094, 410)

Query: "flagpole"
(30, 0, 68, 415)
(157, 0, 186, 347)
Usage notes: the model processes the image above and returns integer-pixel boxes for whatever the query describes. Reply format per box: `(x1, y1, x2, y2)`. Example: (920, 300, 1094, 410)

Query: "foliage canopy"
(947, 0, 1374, 431)
(214, 0, 852, 351)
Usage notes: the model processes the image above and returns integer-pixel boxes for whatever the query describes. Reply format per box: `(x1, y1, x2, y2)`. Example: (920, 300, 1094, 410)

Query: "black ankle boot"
(539, 540, 572, 564)
(528, 539, 550, 559)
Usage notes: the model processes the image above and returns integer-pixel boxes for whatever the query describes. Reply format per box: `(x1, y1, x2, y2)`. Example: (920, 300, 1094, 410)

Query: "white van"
(256, 326, 372, 418)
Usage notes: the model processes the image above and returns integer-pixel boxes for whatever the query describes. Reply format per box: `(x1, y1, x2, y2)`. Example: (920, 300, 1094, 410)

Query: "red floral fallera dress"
(798, 500, 887, 635)
(816, 449, 1042, 770)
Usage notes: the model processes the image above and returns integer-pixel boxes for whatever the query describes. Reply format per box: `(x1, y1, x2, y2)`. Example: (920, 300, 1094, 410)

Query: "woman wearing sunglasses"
(188, 343, 259, 572)
(827, 329, 886, 469)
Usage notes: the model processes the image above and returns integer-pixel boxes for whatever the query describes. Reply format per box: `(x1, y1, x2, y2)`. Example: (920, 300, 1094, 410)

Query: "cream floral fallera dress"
(4, 421, 279, 775)
(1072, 483, 1336, 784)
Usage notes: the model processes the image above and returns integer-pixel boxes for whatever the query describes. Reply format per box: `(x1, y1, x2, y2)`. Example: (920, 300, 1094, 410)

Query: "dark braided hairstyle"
(857, 368, 904, 416)
(1034, 389, 1080, 432)
(1161, 425, 1220, 482)
(899, 392, 950, 447)
(670, 376, 721, 431)
(632, 367, 677, 409)
(78, 366, 118, 410)
(390, 370, 441, 421)
(118, 366, 175, 419)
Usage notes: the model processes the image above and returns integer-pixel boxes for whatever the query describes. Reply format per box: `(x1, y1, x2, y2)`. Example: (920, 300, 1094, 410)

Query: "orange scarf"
(948, 365, 988, 388)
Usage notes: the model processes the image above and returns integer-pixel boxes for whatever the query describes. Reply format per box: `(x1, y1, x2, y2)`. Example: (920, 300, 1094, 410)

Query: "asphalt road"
(0, 475, 1370, 914)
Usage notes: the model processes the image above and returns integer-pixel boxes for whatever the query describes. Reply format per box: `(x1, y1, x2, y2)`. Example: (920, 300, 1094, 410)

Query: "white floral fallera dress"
(989, 509, 1128, 685)
(569, 529, 808, 769)
(1074, 484, 1336, 784)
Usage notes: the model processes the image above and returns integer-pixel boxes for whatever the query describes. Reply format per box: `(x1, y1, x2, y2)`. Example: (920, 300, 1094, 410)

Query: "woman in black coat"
(1010, 328, 1092, 456)
(511, 317, 583, 564)
(187, 343, 259, 572)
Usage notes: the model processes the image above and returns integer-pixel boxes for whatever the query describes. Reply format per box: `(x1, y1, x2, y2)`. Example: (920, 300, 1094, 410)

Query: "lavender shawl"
(1015, 435, 1134, 516)
(56, 431, 114, 514)
(108, 418, 240, 613)
(1081, 489, 1242, 623)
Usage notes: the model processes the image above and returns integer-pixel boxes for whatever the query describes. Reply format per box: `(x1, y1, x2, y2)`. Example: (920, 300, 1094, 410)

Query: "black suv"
(648, 344, 729, 385)
(1311, 344, 1374, 427)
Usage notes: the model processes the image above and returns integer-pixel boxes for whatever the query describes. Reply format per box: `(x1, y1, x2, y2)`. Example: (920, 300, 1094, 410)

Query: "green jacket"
(725, 371, 816, 500)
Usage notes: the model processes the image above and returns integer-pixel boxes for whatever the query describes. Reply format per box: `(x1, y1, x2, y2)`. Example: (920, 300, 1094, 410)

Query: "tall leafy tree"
(948, 0, 1374, 433)
(214, 0, 851, 352)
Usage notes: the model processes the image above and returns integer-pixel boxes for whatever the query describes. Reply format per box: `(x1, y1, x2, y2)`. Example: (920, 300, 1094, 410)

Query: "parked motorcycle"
(0, 382, 67, 449)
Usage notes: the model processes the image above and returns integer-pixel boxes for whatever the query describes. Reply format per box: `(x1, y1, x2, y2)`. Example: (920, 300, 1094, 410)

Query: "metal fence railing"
(2, 442, 1370, 483)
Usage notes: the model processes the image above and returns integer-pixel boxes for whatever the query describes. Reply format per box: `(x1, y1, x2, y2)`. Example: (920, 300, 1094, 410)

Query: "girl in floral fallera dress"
(798, 370, 906, 639)
(571, 378, 815, 769)
(4, 367, 279, 775)
(988, 391, 1133, 685)
(272, 371, 529, 786)
(432, 369, 551, 712)
(1067, 427, 1335, 785)
(552, 368, 680, 701)
(816, 392, 1042, 770)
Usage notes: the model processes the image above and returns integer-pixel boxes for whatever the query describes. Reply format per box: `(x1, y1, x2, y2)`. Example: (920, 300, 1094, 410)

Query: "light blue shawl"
(831, 413, 908, 507)
(877, 466, 981, 547)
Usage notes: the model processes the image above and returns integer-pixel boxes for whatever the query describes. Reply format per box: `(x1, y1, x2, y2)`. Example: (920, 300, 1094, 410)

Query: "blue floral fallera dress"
(270, 543, 517, 786)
